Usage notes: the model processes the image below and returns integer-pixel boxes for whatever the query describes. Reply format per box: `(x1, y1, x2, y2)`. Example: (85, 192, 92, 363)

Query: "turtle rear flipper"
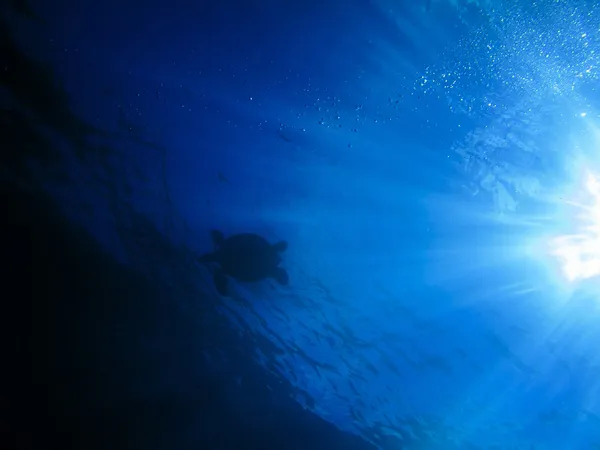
(271, 267, 289, 286)
(210, 229, 225, 247)
(272, 240, 288, 252)
(198, 252, 216, 263)
(214, 270, 229, 296)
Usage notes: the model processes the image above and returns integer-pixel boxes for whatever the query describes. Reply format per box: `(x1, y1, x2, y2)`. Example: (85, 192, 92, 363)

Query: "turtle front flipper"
(210, 229, 225, 247)
(213, 270, 229, 296)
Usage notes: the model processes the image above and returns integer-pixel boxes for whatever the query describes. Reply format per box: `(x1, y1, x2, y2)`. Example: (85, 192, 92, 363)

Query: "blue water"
(6, 0, 600, 448)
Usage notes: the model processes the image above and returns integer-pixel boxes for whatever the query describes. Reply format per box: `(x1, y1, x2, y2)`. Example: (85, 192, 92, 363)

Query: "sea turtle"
(198, 229, 289, 296)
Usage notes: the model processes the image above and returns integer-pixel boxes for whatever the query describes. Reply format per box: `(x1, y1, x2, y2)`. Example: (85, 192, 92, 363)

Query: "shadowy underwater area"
(0, 3, 377, 450)
(2, 175, 376, 450)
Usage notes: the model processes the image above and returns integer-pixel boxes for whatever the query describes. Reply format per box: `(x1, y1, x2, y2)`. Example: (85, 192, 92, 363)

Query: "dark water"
(3, 180, 373, 450)
(1, 4, 375, 448)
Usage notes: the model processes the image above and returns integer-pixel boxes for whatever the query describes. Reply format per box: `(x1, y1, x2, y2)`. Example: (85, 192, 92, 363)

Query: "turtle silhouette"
(198, 229, 289, 296)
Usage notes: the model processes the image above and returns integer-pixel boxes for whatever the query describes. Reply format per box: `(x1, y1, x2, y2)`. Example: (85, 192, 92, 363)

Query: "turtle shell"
(215, 233, 281, 282)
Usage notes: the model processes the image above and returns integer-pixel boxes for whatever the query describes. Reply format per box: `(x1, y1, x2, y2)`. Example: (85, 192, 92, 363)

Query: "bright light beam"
(549, 171, 600, 282)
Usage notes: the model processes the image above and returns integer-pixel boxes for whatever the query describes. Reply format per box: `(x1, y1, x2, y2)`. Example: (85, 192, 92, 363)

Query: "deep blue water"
(4, 0, 600, 448)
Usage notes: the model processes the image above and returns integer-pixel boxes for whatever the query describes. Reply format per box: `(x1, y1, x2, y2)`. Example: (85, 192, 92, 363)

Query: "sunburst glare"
(549, 171, 600, 283)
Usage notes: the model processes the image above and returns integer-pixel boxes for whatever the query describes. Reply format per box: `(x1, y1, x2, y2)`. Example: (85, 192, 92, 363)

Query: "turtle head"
(272, 240, 287, 253)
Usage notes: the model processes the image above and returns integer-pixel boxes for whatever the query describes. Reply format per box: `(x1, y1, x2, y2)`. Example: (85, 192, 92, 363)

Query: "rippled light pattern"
(416, 2, 600, 118)
(550, 172, 600, 282)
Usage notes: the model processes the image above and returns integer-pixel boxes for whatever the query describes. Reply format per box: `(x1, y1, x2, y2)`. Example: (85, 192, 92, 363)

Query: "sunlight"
(549, 171, 600, 282)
